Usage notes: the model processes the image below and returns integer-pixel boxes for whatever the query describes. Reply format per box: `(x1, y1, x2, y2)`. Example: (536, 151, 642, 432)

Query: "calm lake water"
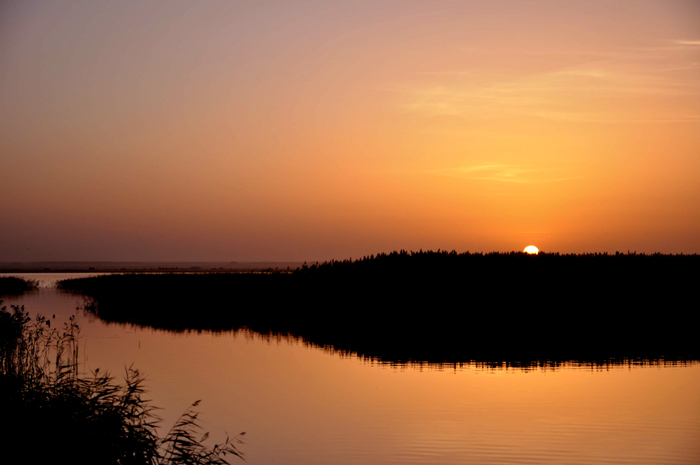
(2, 273, 700, 464)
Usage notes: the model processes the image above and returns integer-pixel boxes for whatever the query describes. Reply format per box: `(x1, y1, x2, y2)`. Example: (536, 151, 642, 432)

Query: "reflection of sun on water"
(524, 245, 539, 254)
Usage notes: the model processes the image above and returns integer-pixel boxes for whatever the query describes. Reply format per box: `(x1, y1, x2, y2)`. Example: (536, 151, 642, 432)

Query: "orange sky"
(1, 0, 699, 261)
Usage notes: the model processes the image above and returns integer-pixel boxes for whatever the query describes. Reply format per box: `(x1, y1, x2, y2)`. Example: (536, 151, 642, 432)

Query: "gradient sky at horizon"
(1, 0, 699, 261)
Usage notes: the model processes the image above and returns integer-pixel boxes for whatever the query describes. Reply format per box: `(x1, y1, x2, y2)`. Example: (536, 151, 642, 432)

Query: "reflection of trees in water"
(58, 251, 700, 367)
(230, 329, 698, 371)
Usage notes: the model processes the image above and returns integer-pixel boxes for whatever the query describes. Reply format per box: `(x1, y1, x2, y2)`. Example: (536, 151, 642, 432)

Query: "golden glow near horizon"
(0, 1, 699, 261)
(524, 246, 540, 255)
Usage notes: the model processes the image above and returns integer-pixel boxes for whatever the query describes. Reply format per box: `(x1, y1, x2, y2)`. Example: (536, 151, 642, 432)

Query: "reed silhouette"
(57, 250, 700, 366)
(0, 302, 244, 465)
(0, 276, 39, 295)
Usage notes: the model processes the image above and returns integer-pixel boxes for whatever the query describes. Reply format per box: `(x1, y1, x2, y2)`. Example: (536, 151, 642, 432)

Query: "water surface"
(2, 274, 699, 464)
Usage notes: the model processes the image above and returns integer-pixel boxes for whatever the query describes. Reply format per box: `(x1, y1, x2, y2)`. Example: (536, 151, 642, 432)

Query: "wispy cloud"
(426, 164, 583, 183)
(673, 40, 700, 46)
(396, 41, 700, 124)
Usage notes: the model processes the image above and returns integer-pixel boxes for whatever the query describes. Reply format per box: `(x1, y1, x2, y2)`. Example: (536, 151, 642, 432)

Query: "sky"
(1, 0, 699, 261)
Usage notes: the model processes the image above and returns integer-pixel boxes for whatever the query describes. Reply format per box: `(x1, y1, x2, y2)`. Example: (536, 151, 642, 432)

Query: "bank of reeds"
(57, 251, 700, 366)
(0, 276, 39, 295)
(0, 302, 244, 465)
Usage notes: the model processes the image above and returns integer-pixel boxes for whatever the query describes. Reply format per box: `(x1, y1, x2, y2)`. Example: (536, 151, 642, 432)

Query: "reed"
(0, 301, 244, 465)
(56, 250, 700, 366)
(0, 276, 39, 295)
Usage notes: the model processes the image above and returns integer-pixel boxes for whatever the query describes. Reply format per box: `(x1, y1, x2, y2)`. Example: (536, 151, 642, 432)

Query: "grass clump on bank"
(0, 302, 244, 465)
(0, 276, 39, 295)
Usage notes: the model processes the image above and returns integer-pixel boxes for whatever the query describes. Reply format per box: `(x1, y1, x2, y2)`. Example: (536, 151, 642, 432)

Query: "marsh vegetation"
(57, 250, 700, 366)
(0, 302, 244, 465)
(0, 276, 39, 295)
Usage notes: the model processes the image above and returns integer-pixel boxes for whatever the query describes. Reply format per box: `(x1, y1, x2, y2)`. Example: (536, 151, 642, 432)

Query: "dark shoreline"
(54, 250, 700, 367)
(0, 261, 303, 274)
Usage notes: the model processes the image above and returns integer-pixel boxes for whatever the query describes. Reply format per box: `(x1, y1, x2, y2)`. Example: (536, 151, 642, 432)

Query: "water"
(2, 273, 699, 464)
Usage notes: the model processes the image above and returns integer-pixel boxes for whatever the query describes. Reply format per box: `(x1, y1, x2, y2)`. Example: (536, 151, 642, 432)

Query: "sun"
(524, 245, 539, 254)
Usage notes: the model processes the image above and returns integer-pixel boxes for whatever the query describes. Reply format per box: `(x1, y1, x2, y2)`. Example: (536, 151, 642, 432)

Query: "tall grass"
(0, 301, 244, 465)
(0, 276, 39, 295)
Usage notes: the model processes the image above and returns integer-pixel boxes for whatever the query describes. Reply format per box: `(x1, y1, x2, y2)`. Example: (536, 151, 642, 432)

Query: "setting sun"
(524, 246, 539, 255)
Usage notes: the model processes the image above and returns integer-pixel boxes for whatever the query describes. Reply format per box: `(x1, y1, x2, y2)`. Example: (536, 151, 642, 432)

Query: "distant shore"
(0, 261, 303, 273)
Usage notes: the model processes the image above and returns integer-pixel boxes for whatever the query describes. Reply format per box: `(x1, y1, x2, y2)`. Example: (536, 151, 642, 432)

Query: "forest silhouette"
(56, 250, 699, 366)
